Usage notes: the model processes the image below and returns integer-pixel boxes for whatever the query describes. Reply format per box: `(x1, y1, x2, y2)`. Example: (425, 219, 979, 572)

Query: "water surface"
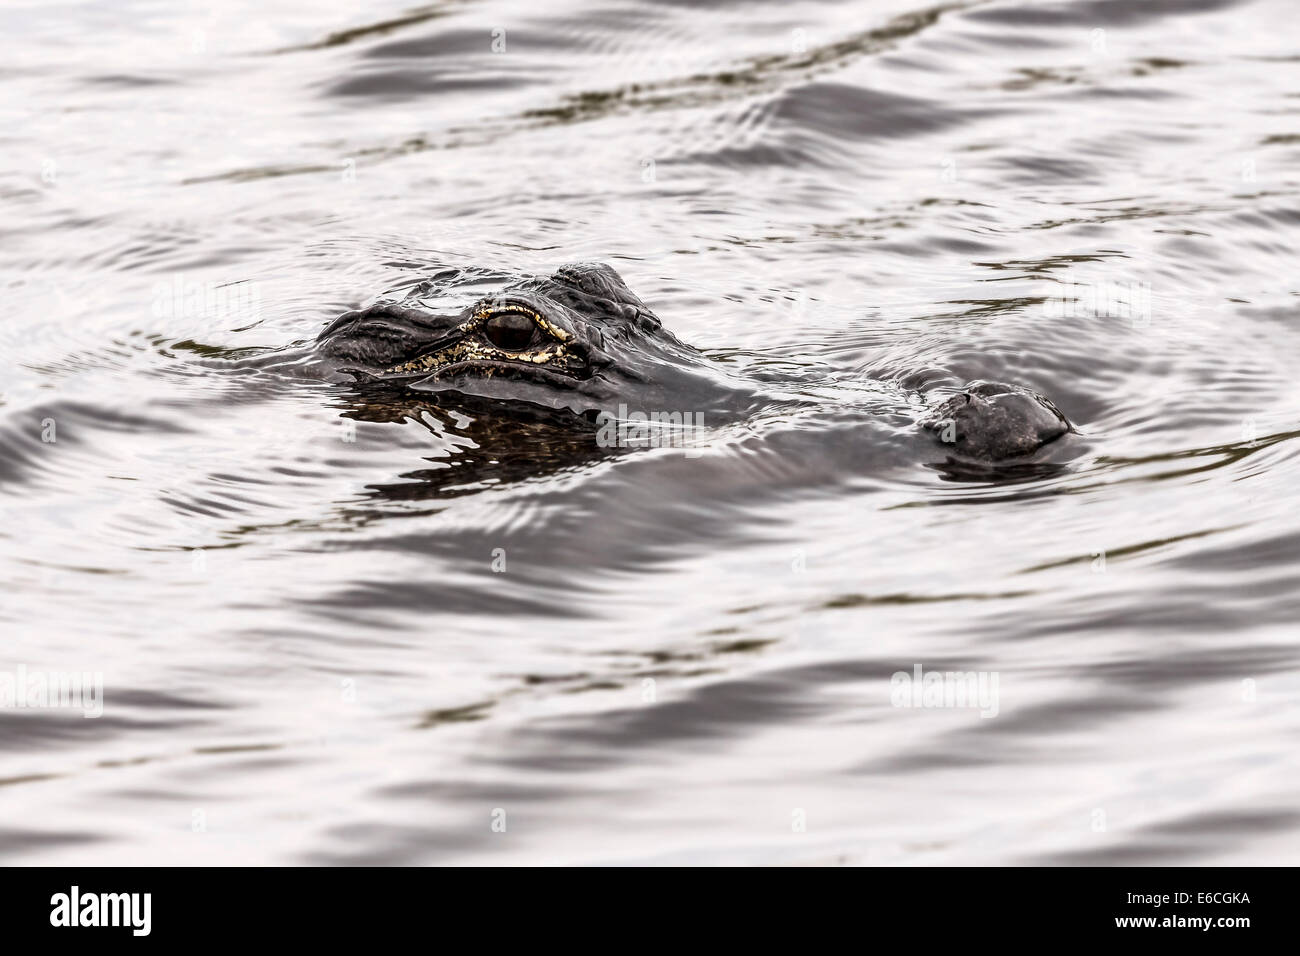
(2, 0, 1299, 864)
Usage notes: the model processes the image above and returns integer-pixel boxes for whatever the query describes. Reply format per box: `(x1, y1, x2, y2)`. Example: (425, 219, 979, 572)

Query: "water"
(2, 0, 1298, 865)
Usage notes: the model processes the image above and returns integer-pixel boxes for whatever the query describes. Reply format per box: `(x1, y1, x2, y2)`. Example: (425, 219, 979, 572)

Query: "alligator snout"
(921, 380, 1072, 459)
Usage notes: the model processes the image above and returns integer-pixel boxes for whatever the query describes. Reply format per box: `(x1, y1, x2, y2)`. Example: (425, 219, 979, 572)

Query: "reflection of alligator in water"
(334, 395, 619, 502)
(317, 261, 1072, 468)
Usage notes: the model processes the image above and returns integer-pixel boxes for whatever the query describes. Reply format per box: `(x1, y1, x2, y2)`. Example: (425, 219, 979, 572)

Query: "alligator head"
(317, 261, 1073, 462)
(317, 261, 758, 421)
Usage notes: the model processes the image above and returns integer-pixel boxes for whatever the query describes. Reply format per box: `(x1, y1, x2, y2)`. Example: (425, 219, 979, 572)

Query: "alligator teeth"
(385, 341, 576, 375)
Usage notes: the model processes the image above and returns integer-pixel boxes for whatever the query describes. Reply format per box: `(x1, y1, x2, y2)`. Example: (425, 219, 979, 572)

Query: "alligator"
(316, 261, 1072, 462)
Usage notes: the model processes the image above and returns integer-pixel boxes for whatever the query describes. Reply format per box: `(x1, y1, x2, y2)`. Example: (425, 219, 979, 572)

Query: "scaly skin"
(317, 262, 1072, 460)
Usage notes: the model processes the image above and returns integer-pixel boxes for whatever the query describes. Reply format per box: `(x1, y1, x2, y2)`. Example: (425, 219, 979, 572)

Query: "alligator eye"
(482, 312, 538, 352)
